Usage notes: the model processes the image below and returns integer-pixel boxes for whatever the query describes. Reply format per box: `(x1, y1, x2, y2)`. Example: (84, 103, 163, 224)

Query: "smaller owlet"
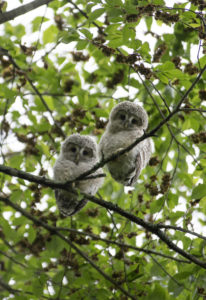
(99, 101, 152, 186)
(53, 134, 104, 216)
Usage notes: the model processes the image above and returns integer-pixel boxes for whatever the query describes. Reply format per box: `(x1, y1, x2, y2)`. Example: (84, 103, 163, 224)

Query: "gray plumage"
(53, 134, 104, 216)
(99, 101, 152, 186)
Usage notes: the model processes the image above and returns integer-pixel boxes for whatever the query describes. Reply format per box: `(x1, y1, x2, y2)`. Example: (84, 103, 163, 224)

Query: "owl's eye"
(70, 147, 77, 153)
(119, 114, 126, 121)
(131, 117, 142, 126)
(82, 150, 89, 156)
(82, 148, 93, 157)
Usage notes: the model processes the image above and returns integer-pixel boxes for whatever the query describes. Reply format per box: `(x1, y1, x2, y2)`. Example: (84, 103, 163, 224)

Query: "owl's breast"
(101, 130, 142, 157)
(107, 151, 136, 185)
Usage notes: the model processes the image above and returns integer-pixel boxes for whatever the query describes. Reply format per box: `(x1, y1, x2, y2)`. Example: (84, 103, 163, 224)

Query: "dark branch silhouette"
(0, 0, 53, 24)
(0, 196, 137, 300)
(0, 169, 206, 269)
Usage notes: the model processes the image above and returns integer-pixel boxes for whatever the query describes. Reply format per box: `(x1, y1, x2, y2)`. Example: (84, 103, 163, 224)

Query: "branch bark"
(0, 0, 54, 24)
(0, 196, 137, 300)
(0, 167, 206, 269)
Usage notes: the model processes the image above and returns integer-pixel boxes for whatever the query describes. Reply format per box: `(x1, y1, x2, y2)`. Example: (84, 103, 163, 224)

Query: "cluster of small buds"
(153, 43, 167, 62)
(160, 173, 171, 194)
(99, 45, 115, 56)
(134, 63, 153, 79)
(155, 11, 179, 24)
(191, 132, 206, 144)
(149, 156, 160, 166)
(199, 90, 206, 100)
(116, 53, 140, 64)
(184, 63, 199, 75)
(172, 56, 181, 69)
(71, 51, 89, 62)
(106, 69, 124, 88)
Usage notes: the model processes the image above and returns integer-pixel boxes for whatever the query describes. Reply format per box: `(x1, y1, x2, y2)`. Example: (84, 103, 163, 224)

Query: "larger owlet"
(53, 134, 104, 216)
(99, 101, 152, 186)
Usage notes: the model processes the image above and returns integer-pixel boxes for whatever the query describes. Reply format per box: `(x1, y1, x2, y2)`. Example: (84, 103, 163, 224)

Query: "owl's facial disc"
(63, 142, 81, 164)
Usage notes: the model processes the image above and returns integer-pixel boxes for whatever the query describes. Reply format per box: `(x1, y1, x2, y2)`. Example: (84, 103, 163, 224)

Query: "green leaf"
(59, 28, 80, 43)
(43, 25, 58, 44)
(147, 283, 168, 300)
(192, 184, 206, 199)
(76, 39, 89, 50)
(145, 16, 153, 31)
(150, 197, 165, 213)
(32, 16, 49, 32)
(89, 8, 105, 21)
(79, 28, 93, 40)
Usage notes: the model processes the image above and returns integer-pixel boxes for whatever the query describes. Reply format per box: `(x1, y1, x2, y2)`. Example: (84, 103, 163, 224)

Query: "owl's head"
(61, 134, 97, 164)
(108, 101, 148, 133)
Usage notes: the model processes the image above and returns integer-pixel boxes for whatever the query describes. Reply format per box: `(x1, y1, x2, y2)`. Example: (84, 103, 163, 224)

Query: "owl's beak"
(123, 120, 129, 129)
(74, 153, 80, 165)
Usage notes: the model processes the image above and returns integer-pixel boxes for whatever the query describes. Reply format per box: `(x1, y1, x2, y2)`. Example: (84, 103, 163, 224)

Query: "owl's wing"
(55, 189, 88, 216)
(140, 138, 152, 169)
(128, 152, 142, 186)
(129, 138, 152, 185)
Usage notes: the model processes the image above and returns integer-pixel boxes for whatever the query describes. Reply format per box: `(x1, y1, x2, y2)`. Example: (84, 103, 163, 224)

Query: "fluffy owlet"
(99, 101, 152, 186)
(53, 134, 104, 216)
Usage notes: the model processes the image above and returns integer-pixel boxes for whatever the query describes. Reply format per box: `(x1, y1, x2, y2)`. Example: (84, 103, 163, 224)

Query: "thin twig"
(0, 250, 26, 268)
(0, 189, 205, 269)
(150, 255, 189, 290)
(57, 227, 190, 263)
(0, 196, 137, 300)
(157, 224, 206, 241)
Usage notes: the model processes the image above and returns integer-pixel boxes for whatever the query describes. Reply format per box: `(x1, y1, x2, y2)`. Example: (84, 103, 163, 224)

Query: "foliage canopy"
(0, 0, 206, 299)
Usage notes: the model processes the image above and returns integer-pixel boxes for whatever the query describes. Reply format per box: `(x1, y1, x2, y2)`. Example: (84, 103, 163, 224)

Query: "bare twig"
(0, 0, 54, 24)
(0, 250, 26, 268)
(150, 255, 189, 290)
(157, 224, 206, 241)
(57, 227, 190, 263)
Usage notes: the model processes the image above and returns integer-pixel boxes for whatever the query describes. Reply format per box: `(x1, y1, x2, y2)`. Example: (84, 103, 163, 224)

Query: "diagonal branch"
(0, 171, 206, 268)
(0, 196, 137, 300)
(0, 0, 54, 24)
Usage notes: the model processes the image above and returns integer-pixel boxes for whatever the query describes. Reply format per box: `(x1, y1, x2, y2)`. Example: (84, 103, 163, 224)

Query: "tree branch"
(0, 196, 137, 300)
(0, 169, 205, 269)
(157, 224, 206, 241)
(0, 0, 54, 24)
(57, 227, 191, 264)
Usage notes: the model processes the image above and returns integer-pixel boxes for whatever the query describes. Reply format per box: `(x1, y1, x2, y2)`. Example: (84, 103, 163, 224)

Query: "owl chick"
(99, 101, 152, 186)
(53, 134, 104, 216)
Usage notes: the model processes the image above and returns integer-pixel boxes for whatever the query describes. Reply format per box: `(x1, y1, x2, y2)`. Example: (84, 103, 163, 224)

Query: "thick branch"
(0, 168, 205, 268)
(80, 194, 206, 269)
(0, 0, 53, 24)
